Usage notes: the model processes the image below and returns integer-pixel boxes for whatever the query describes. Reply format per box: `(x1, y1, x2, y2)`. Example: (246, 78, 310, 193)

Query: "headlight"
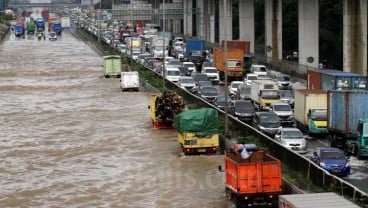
(319, 162, 326, 168)
(259, 126, 266, 130)
(345, 163, 350, 168)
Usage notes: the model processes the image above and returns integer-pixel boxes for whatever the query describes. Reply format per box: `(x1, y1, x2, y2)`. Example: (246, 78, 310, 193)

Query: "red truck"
(220, 144, 282, 207)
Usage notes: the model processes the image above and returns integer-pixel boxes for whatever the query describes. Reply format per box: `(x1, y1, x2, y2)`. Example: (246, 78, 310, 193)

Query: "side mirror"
(218, 165, 224, 172)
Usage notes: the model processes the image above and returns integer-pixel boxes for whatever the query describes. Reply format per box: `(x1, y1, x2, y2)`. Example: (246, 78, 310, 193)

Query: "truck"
(279, 192, 360, 208)
(61, 16, 70, 29)
(35, 18, 45, 31)
(294, 89, 329, 136)
(185, 39, 206, 70)
(148, 91, 185, 128)
(50, 21, 62, 35)
(222, 40, 253, 73)
(103, 55, 121, 78)
(14, 23, 25, 37)
(120, 71, 139, 92)
(47, 17, 57, 30)
(250, 80, 280, 111)
(125, 37, 142, 52)
(41, 9, 49, 20)
(175, 108, 219, 154)
(149, 36, 169, 59)
(26, 21, 35, 34)
(220, 144, 282, 207)
(213, 47, 244, 81)
(328, 90, 368, 159)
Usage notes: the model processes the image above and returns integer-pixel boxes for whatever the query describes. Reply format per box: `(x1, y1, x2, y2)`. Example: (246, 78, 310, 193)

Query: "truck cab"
(346, 118, 368, 158)
(307, 109, 328, 135)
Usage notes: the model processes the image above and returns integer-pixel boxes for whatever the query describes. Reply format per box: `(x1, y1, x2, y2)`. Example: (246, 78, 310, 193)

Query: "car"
(137, 53, 151, 65)
(178, 66, 191, 76)
(252, 112, 282, 136)
(192, 73, 209, 86)
(214, 95, 232, 111)
(228, 81, 244, 97)
(270, 102, 294, 126)
(274, 128, 307, 154)
(230, 100, 255, 122)
(276, 73, 292, 89)
(182, 61, 196, 73)
(48, 31, 57, 40)
(177, 76, 196, 92)
(198, 86, 219, 103)
(163, 67, 181, 82)
(250, 64, 268, 76)
(164, 56, 176, 65)
(167, 60, 182, 68)
(201, 61, 213, 72)
(279, 90, 295, 108)
(244, 73, 258, 85)
(144, 57, 157, 68)
(196, 80, 213, 93)
(310, 147, 351, 177)
(202, 67, 220, 84)
(235, 83, 252, 100)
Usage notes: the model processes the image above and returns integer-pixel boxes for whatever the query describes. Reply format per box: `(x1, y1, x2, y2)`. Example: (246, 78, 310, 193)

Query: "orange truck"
(47, 17, 57, 30)
(221, 40, 253, 72)
(220, 144, 282, 207)
(213, 47, 244, 81)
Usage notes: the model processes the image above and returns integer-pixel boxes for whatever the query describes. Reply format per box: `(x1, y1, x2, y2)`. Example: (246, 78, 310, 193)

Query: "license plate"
(197, 149, 206, 153)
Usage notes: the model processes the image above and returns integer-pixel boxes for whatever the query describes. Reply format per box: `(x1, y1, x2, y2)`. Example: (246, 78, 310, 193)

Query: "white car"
(182, 61, 196, 73)
(250, 64, 268, 76)
(228, 81, 244, 96)
(275, 73, 292, 90)
(274, 128, 308, 154)
(177, 76, 196, 92)
(244, 73, 258, 85)
(163, 67, 181, 82)
(202, 67, 220, 84)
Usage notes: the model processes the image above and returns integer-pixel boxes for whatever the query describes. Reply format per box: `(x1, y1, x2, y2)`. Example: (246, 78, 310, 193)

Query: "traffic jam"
(69, 7, 367, 207)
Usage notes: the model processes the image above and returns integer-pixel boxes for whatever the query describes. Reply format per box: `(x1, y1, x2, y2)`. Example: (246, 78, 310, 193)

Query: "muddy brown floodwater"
(0, 19, 232, 207)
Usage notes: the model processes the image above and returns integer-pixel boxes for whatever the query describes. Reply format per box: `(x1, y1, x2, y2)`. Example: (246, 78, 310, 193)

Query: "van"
(251, 64, 268, 76)
(120, 71, 139, 91)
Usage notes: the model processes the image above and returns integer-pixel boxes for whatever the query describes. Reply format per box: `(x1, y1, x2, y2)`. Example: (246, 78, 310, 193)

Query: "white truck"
(120, 71, 140, 92)
(250, 80, 280, 111)
(149, 36, 169, 59)
(125, 37, 142, 52)
(61, 16, 70, 28)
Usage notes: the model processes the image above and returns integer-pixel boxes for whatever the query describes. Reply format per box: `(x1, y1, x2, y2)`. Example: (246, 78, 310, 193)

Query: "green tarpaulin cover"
(175, 108, 218, 137)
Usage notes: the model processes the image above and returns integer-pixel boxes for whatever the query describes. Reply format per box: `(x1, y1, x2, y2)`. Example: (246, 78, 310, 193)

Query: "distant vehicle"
(166, 60, 182, 68)
(196, 80, 213, 93)
(163, 67, 181, 82)
(310, 147, 350, 177)
(177, 76, 196, 92)
(201, 61, 213, 72)
(48, 31, 57, 40)
(178, 66, 191, 76)
(202, 67, 220, 84)
(192, 73, 209, 85)
(270, 102, 294, 126)
(35, 18, 45, 31)
(244, 73, 258, 85)
(182, 61, 196, 73)
(275, 73, 292, 90)
(236, 83, 252, 100)
(230, 100, 255, 122)
(214, 95, 232, 111)
(198, 86, 219, 103)
(250, 64, 268, 76)
(120, 71, 139, 92)
(279, 90, 295, 108)
(103, 55, 121, 78)
(228, 81, 244, 97)
(137, 53, 151, 65)
(26, 21, 36, 34)
(274, 128, 307, 154)
(252, 112, 282, 136)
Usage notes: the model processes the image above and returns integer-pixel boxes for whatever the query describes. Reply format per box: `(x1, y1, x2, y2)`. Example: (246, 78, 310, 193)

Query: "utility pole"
(162, 0, 166, 91)
(224, 0, 229, 137)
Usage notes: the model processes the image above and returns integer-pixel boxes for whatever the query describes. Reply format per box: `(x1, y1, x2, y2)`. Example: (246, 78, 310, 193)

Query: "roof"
(279, 192, 360, 208)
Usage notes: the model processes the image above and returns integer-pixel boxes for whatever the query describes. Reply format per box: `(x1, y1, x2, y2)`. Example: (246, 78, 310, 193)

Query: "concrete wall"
(265, 0, 282, 59)
(219, 0, 232, 43)
(183, 0, 193, 36)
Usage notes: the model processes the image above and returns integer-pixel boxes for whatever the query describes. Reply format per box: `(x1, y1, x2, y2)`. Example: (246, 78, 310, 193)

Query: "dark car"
(198, 86, 219, 103)
(230, 100, 255, 122)
(214, 95, 232, 111)
(252, 112, 282, 136)
(192, 73, 209, 85)
(178, 66, 191, 76)
(279, 90, 295, 108)
(196, 80, 213, 93)
(311, 147, 350, 177)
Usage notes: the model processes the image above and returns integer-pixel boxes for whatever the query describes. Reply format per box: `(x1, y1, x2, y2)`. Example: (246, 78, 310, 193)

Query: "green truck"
(26, 21, 36, 34)
(103, 55, 121, 78)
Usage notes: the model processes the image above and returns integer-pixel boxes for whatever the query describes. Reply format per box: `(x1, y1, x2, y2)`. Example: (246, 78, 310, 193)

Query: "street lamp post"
(162, 0, 166, 91)
(98, 1, 101, 44)
(223, 0, 229, 136)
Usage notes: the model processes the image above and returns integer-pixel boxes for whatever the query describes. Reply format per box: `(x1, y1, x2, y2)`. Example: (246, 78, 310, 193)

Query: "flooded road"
(0, 27, 230, 207)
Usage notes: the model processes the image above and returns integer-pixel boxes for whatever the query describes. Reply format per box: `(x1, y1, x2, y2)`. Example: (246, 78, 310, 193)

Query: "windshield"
(259, 114, 279, 124)
(240, 86, 251, 94)
(202, 87, 218, 94)
(261, 90, 280, 99)
(227, 60, 242, 67)
(204, 68, 217, 73)
(167, 70, 180, 76)
(155, 46, 164, 51)
(278, 75, 290, 81)
(274, 104, 291, 111)
(248, 76, 257, 80)
(310, 109, 327, 121)
(184, 63, 195, 68)
(320, 150, 345, 159)
(254, 66, 266, 72)
(181, 78, 194, 83)
(282, 130, 303, 139)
